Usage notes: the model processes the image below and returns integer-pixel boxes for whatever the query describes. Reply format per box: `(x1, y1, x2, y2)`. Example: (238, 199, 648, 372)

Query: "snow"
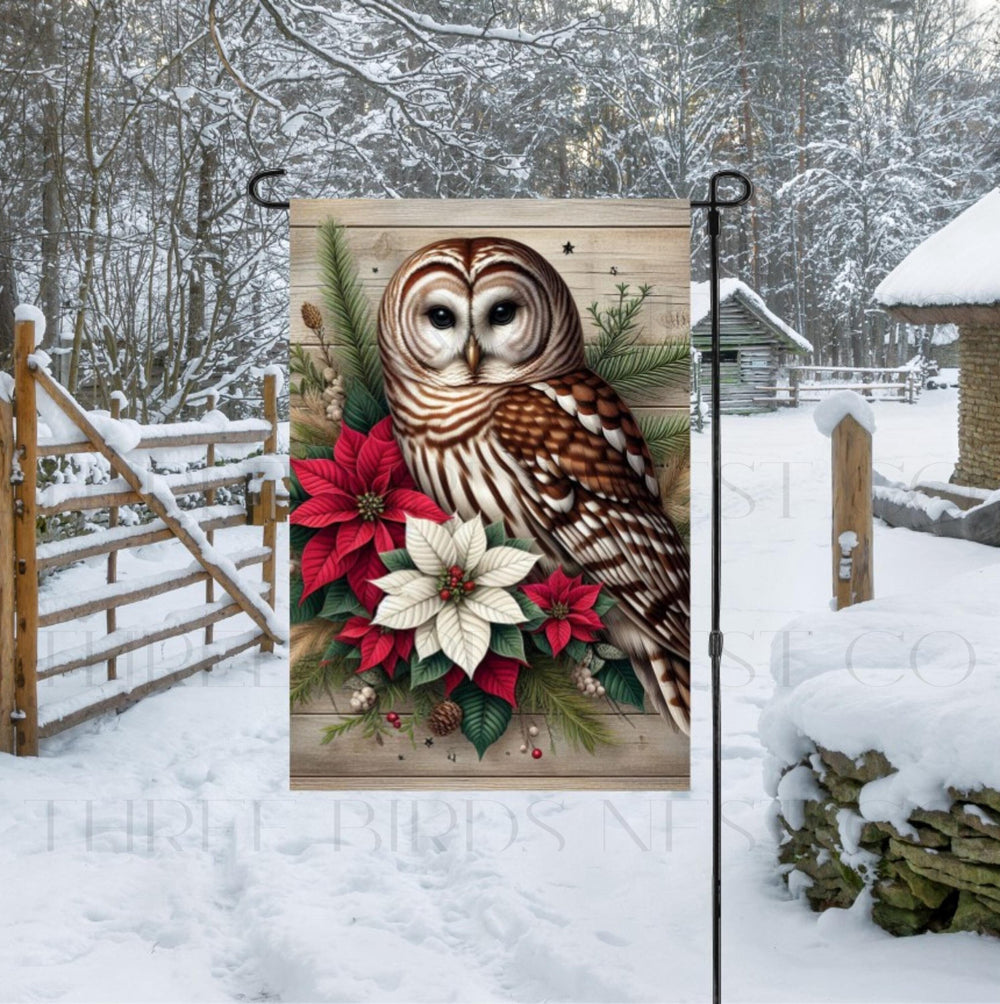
(2, 389, 999, 1002)
(262, 363, 285, 395)
(690, 278, 814, 353)
(15, 303, 46, 343)
(875, 187, 1000, 307)
(813, 390, 876, 437)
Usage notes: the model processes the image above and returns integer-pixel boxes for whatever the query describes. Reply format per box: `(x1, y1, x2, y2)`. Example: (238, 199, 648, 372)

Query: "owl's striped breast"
(387, 381, 546, 543)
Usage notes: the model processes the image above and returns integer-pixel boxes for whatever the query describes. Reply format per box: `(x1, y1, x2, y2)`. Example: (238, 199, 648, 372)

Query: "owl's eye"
(427, 306, 456, 329)
(489, 301, 517, 326)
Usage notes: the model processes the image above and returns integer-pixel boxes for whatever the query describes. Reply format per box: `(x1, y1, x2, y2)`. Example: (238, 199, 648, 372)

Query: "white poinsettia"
(371, 515, 538, 676)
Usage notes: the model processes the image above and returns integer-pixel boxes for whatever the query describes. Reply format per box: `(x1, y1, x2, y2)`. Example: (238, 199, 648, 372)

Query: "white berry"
(520, 744, 528, 753)
(528, 725, 539, 737)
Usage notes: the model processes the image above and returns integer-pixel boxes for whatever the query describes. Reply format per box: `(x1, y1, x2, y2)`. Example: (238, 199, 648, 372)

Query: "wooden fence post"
(790, 367, 801, 408)
(106, 394, 121, 681)
(261, 372, 278, 654)
(12, 319, 39, 755)
(204, 391, 217, 649)
(831, 414, 873, 610)
(0, 395, 16, 754)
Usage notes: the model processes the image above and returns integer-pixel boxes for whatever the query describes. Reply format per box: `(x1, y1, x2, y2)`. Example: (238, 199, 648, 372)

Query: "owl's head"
(378, 237, 585, 389)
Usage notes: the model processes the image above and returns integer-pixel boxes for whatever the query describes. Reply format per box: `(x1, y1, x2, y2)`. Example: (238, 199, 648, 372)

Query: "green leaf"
(452, 679, 513, 759)
(513, 590, 546, 626)
(291, 573, 325, 624)
(318, 578, 368, 621)
(564, 637, 587, 662)
(342, 379, 389, 433)
(484, 521, 506, 548)
(289, 467, 306, 505)
(489, 623, 526, 662)
(593, 589, 616, 617)
(301, 444, 335, 461)
(379, 548, 417, 572)
(322, 636, 357, 664)
(410, 650, 452, 687)
(290, 523, 316, 552)
(596, 658, 646, 711)
(530, 631, 553, 656)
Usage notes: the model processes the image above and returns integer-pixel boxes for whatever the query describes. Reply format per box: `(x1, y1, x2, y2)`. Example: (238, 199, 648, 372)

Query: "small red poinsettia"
(442, 652, 525, 707)
(521, 567, 604, 656)
(291, 418, 447, 610)
(336, 616, 414, 678)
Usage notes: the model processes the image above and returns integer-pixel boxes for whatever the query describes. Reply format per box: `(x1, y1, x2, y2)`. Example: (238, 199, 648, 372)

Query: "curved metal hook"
(248, 169, 289, 210)
(690, 169, 754, 209)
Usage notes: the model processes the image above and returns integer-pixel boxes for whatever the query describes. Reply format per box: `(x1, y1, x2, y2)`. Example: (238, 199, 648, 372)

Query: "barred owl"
(377, 237, 690, 733)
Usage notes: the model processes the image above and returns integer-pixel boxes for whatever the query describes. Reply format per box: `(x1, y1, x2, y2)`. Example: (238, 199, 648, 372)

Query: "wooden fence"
(769, 365, 920, 407)
(1, 318, 288, 756)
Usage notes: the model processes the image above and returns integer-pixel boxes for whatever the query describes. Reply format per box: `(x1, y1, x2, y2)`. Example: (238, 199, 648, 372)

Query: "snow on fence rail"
(765, 365, 921, 407)
(0, 317, 289, 756)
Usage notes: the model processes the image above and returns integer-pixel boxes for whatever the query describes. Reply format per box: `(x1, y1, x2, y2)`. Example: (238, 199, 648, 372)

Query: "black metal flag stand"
(691, 169, 754, 1004)
(248, 167, 754, 1004)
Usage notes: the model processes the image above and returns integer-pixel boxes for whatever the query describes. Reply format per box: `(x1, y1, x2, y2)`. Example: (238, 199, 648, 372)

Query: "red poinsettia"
(442, 652, 524, 708)
(521, 567, 604, 656)
(336, 616, 414, 678)
(291, 418, 447, 610)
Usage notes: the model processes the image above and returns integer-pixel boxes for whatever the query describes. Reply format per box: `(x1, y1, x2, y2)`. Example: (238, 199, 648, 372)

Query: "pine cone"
(428, 700, 463, 736)
(301, 301, 324, 332)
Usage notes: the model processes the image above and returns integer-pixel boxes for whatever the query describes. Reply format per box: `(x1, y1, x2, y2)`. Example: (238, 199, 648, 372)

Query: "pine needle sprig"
(290, 649, 353, 708)
(516, 654, 616, 754)
(317, 220, 382, 400)
(637, 413, 690, 463)
(290, 343, 325, 397)
(586, 283, 689, 397)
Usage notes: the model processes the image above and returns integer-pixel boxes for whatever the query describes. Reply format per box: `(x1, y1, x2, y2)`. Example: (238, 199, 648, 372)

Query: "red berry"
(449, 565, 462, 577)
(392, 719, 402, 730)
(386, 712, 398, 723)
(531, 748, 543, 760)
(463, 580, 475, 592)
(439, 589, 451, 600)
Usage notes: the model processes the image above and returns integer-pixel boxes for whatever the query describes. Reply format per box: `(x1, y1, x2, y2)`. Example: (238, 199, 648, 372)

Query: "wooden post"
(204, 391, 217, 649)
(106, 394, 121, 680)
(831, 414, 873, 610)
(12, 320, 39, 755)
(790, 367, 801, 408)
(0, 396, 17, 754)
(260, 372, 278, 654)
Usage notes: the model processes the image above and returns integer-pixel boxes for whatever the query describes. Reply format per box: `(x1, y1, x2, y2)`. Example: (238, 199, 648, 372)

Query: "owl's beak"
(464, 335, 481, 374)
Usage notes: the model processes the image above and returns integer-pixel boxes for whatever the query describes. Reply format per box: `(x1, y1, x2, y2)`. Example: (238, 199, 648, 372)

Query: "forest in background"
(1, 0, 997, 417)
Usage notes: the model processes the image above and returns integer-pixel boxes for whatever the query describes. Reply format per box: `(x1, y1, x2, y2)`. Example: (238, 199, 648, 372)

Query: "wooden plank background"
(290, 199, 690, 790)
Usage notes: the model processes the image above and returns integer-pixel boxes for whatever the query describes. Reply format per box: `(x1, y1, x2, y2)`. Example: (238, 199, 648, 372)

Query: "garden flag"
(288, 200, 692, 789)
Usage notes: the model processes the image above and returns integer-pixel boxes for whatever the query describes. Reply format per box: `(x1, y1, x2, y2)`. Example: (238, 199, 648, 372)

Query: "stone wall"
(777, 748, 1000, 938)
(954, 324, 1000, 489)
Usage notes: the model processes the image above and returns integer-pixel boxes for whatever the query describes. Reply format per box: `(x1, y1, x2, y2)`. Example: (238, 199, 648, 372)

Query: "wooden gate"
(0, 318, 288, 755)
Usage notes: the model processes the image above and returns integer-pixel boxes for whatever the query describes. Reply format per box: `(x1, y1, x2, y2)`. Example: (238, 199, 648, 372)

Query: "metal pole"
(691, 170, 753, 1004)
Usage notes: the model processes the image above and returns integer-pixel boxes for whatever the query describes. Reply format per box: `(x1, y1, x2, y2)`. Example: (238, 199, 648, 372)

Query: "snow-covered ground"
(2, 388, 998, 1003)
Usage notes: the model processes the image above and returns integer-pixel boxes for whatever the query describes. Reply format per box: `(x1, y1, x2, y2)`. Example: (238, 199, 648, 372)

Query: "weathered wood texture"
(260, 372, 278, 654)
(292, 694, 689, 790)
(290, 199, 691, 790)
(831, 415, 874, 609)
(13, 320, 39, 755)
(692, 298, 809, 414)
(290, 201, 690, 412)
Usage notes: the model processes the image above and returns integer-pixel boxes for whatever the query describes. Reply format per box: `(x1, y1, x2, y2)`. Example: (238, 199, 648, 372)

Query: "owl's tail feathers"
(633, 649, 691, 735)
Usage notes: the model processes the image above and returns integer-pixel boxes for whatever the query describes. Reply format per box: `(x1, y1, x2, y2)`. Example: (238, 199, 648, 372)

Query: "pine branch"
(290, 343, 325, 397)
(290, 650, 353, 708)
(592, 340, 690, 397)
(585, 283, 652, 369)
(637, 413, 690, 463)
(517, 654, 616, 754)
(317, 220, 383, 400)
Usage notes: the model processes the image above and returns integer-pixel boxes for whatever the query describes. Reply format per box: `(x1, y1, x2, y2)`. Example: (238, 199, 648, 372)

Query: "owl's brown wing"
(493, 369, 689, 660)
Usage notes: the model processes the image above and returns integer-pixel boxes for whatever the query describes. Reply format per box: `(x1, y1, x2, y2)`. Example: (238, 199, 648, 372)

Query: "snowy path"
(2, 390, 999, 1002)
